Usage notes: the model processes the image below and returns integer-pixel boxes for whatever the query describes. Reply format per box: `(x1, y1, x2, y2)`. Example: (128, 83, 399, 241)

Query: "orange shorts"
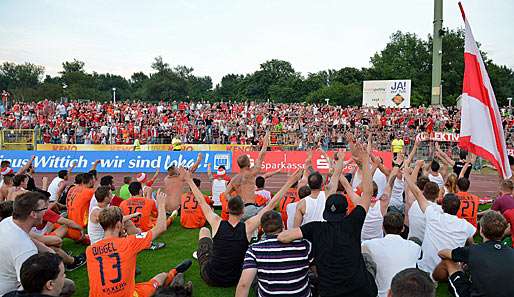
(134, 279, 160, 297)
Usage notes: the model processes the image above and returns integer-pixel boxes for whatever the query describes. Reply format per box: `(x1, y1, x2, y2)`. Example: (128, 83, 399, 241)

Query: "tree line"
(1, 29, 513, 107)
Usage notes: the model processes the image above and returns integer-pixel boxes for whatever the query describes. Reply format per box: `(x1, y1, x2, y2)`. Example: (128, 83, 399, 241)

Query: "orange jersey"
(120, 197, 158, 232)
(68, 186, 95, 227)
(220, 191, 237, 221)
(180, 192, 213, 229)
(86, 231, 153, 297)
(279, 188, 300, 229)
(66, 185, 82, 211)
(456, 191, 480, 227)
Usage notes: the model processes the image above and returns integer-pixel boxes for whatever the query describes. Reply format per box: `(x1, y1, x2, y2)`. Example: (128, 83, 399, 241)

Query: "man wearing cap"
(278, 141, 378, 297)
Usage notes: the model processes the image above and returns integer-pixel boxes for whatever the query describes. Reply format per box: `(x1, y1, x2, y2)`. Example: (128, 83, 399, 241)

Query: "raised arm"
(352, 142, 373, 211)
(17, 155, 35, 175)
(380, 166, 399, 215)
(326, 151, 345, 197)
(148, 168, 160, 184)
(403, 167, 429, 212)
(90, 160, 100, 171)
(339, 172, 361, 205)
(184, 169, 221, 232)
(404, 138, 421, 169)
(261, 168, 281, 180)
(190, 152, 203, 173)
(245, 169, 303, 237)
(207, 163, 214, 181)
(435, 143, 455, 166)
(150, 189, 168, 240)
(67, 161, 77, 178)
(371, 154, 391, 177)
(252, 131, 270, 174)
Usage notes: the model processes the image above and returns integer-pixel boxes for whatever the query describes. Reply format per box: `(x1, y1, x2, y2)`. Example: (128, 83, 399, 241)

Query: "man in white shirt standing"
(404, 170, 476, 276)
(362, 212, 421, 297)
(0, 192, 75, 296)
(293, 172, 326, 227)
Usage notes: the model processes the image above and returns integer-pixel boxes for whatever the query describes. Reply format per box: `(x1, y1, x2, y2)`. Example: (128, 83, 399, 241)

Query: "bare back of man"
(0, 185, 11, 201)
(7, 187, 27, 201)
(163, 153, 203, 211)
(227, 132, 270, 205)
(164, 175, 186, 211)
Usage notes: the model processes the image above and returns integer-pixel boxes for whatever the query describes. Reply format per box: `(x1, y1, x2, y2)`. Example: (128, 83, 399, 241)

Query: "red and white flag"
(458, 2, 512, 179)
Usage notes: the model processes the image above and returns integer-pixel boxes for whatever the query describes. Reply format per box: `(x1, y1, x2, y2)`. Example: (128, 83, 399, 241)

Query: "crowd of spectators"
(1, 99, 513, 149)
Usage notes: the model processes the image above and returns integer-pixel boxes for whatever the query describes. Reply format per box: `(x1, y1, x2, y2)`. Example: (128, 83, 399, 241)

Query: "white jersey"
(302, 191, 326, 225)
(47, 177, 64, 202)
(211, 178, 228, 206)
(417, 205, 476, 275)
(352, 168, 388, 198)
(362, 234, 421, 297)
(88, 206, 105, 244)
(89, 194, 99, 215)
(361, 202, 384, 242)
(408, 201, 440, 241)
(286, 202, 298, 230)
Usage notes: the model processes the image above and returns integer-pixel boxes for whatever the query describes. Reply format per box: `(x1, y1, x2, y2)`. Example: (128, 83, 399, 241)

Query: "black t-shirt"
(452, 241, 514, 297)
(453, 161, 472, 179)
(206, 221, 249, 286)
(300, 206, 377, 297)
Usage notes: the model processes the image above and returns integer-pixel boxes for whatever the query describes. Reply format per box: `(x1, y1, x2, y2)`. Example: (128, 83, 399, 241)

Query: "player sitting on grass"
(120, 182, 176, 250)
(180, 178, 213, 229)
(186, 167, 302, 287)
(89, 186, 143, 244)
(86, 190, 192, 297)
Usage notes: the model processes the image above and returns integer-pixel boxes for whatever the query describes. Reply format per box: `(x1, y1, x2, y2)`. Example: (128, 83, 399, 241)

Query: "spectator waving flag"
(457, 2, 512, 179)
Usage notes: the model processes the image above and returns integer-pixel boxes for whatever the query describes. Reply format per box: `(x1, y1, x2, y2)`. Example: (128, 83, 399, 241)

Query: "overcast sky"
(1, 0, 513, 85)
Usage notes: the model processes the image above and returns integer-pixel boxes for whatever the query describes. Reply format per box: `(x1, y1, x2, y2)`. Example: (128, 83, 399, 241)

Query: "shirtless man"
(6, 174, 29, 201)
(226, 131, 270, 221)
(0, 174, 14, 201)
(163, 153, 202, 211)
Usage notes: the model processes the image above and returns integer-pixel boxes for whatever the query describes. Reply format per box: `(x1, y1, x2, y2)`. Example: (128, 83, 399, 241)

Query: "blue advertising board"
(0, 151, 232, 173)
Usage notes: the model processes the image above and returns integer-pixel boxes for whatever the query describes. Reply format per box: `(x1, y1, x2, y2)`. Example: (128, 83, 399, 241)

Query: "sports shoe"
(164, 259, 193, 286)
(192, 251, 198, 260)
(66, 254, 86, 271)
(148, 241, 166, 251)
(175, 259, 192, 273)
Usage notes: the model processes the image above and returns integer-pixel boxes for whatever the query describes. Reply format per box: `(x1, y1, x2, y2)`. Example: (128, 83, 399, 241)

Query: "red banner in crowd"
(232, 151, 393, 173)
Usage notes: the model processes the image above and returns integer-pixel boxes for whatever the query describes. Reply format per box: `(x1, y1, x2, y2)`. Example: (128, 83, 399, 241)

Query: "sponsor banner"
(38, 143, 254, 152)
(37, 144, 135, 151)
(232, 151, 393, 173)
(0, 151, 232, 173)
(362, 80, 411, 108)
(415, 132, 460, 142)
(208, 144, 254, 152)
